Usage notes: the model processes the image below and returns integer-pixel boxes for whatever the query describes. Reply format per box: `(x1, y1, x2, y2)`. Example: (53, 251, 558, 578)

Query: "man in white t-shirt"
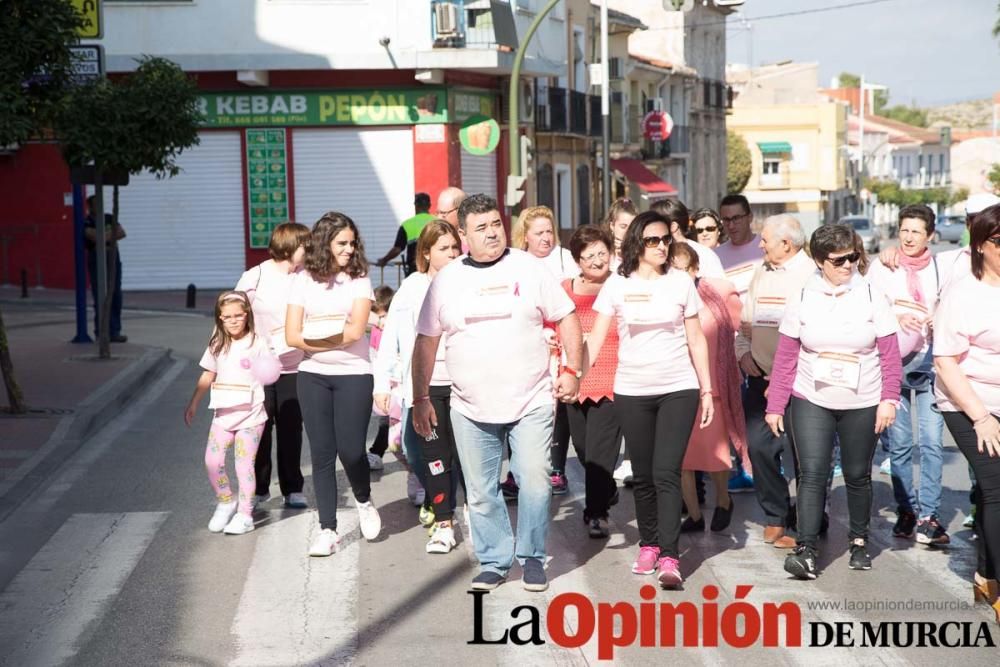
(717, 193, 765, 302)
(412, 194, 583, 593)
(650, 198, 726, 279)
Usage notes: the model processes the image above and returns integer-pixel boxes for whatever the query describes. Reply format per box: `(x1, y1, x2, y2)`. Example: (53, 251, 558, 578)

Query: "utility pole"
(601, 0, 610, 212)
(858, 74, 865, 216)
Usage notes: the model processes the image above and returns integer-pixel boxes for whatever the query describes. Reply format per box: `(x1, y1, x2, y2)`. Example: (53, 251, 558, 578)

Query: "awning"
(610, 159, 678, 197)
(757, 141, 792, 154)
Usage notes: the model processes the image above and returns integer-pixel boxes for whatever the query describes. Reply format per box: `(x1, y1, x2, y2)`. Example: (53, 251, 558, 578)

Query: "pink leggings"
(205, 423, 265, 516)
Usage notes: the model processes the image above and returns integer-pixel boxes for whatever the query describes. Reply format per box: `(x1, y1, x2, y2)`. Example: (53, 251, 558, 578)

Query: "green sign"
(452, 89, 496, 123)
(198, 89, 448, 128)
(459, 114, 500, 156)
(246, 129, 290, 249)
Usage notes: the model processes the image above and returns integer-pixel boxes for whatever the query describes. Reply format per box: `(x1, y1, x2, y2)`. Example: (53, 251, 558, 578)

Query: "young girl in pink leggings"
(185, 291, 281, 535)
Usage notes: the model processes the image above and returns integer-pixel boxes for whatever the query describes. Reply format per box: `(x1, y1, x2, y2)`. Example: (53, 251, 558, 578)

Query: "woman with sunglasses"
(586, 211, 714, 587)
(933, 204, 1000, 626)
(765, 224, 902, 580)
(690, 208, 725, 249)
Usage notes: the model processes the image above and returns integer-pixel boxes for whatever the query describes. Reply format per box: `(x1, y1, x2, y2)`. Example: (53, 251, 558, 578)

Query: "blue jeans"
(887, 388, 944, 517)
(401, 406, 428, 492)
(451, 405, 553, 576)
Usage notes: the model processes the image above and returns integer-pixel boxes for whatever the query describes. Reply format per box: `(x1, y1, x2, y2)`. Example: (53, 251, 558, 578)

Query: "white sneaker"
(426, 524, 456, 554)
(357, 499, 382, 541)
(367, 452, 384, 471)
(284, 492, 308, 509)
(407, 472, 422, 506)
(613, 460, 633, 484)
(252, 493, 270, 509)
(208, 501, 237, 533)
(879, 457, 891, 475)
(223, 513, 255, 535)
(308, 528, 340, 557)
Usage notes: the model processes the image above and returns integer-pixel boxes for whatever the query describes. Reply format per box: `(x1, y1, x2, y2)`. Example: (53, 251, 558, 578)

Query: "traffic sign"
(642, 110, 674, 142)
(70, 0, 103, 40)
(69, 45, 104, 84)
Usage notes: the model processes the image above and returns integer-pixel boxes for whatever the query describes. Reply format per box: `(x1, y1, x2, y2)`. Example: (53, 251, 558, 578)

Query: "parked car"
(837, 216, 880, 253)
(933, 215, 965, 244)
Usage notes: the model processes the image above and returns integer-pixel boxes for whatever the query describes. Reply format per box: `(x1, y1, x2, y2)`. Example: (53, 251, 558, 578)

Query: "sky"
(725, 0, 1000, 107)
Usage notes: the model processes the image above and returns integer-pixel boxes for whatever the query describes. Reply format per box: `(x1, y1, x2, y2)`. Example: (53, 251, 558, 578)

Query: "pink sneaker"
(631, 545, 660, 574)
(656, 556, 683, 588)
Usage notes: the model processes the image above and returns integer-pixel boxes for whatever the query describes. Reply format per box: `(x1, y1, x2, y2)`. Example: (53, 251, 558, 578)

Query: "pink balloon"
(897, 328, 925, 358)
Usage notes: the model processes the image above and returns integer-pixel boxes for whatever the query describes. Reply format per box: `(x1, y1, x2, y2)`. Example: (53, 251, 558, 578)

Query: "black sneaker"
(784, 545, 819, 580)
(915, 516, 951, 546)
(588, 517, 610, 539)
(848, 539, 872, 570)
(522, 558, 548, 592)
(680, 516, 705, 533)
(711, 495, 734, 532)
(470, 571, 506, 591)
(893, 510, 917, 538)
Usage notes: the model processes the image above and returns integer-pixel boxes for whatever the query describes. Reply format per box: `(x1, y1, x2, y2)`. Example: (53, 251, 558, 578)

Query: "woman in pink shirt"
(587, 211, 715, 588)
(285, 212, 382, 556)
(933, 204, 1000, 625)
(766, 224, 902, 580)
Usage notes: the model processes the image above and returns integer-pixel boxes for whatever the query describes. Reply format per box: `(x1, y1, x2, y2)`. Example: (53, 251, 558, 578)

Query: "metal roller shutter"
(292, 128, 415, 289)
(103, 132, 245, 290)
(460, 150, 497, 200)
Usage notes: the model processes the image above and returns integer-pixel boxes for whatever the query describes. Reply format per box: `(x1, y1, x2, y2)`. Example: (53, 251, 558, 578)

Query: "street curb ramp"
(0, 347, 175, 523)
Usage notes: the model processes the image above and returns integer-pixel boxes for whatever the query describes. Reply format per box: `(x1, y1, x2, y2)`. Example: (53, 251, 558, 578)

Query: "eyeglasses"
(721, 213, 748, 225)
(824, 251, 861, 267)
(695, 225, 719, 234)
(580, 250, 609, 263)
(985, 236, 1000, 247)
(220, 313, 247, 322)
(437, 207, 457, 217)
(642, 235, 673, 249)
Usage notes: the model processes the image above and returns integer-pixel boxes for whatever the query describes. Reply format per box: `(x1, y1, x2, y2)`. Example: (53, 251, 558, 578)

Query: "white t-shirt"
(287, 270, 374, 376)
(936, 247, 971, 293)
(539, 246, 581, 280)
(933, 274, 1000, 417)
(416, 249, 575, 423)
(715, 236, 764, 301)
(593, 269, 702, 396)
(685, 240, 726, 279)
(199, 334, 270, 431)
(236, 260, 305, 374)
(867, 257, 942, 354)
(779, 273, 898, 410)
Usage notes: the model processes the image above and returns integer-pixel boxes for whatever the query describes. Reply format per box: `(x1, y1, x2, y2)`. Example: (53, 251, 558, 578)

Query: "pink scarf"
(897, 248, 932, 304)
(697, 279, 751, 472)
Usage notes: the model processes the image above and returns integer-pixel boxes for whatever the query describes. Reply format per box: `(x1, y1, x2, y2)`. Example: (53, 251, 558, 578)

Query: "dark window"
(537, 164, 554, 210)
(576, 164, 591, 226)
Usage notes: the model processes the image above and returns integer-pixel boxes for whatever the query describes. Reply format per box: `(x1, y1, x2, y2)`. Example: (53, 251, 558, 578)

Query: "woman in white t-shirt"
(235, 222, 311, 511)
(934, 204, 1000, 625)
(586, 210, 715, 589)
(285, 212, 382, 556)
(766, 224, 902, 581)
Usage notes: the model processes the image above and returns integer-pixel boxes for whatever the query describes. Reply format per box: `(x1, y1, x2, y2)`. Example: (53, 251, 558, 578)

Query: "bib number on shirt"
(208, 383, 253, 410)
(623, 292, 673, 326)
(814, 352, 861, 390)
(725, 263, 756, 283)
(465, 283, 514, 321)
(893, 299, 929, 319)
(302, 313, 346, 340)
(268, 325, 295, 356)
(752, 295, 786, 328)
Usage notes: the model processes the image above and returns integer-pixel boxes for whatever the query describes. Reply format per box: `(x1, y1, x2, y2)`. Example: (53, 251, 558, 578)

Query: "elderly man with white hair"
(735, 213, 815, 549)
(436, 187, 466, 230)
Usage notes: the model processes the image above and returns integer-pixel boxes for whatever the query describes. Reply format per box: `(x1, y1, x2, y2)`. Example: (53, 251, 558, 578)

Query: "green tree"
(56, 56, 203, 358)
(879, 105, 929, 128)
(727, 131, 752, 194)
(838, 72, 888, 113)
(0, 0, 82, 147)
(988, 163, 1000, 193)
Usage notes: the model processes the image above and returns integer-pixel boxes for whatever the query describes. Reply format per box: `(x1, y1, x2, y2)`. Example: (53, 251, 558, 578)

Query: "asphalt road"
(0, 294, 997, 666)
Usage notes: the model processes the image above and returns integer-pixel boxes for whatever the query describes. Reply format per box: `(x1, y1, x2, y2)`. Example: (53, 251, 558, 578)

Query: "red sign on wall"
(642, 111, 674, 142)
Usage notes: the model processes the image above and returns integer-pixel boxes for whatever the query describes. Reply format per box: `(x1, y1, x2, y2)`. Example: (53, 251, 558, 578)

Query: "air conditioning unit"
(608, 57, 623, 81)
(435, 2, 460, 36)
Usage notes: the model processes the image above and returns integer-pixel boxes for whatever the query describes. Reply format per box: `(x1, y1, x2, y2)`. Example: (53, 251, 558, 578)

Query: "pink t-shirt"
(593, 269, 702, 396)
(236, 260, 305, 374)
(778, 273, 899, 410)
(715, 236, 764, 302)
(867, 257, 942, 354)
(199, 334, 270, 431)
(287, 270, 374, 376)
(416, 249, 575, 423)
(933, 274, 1000, 417)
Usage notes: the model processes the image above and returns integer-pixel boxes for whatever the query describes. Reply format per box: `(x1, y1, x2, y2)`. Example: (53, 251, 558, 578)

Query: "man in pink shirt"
(717, 194, 765, 301)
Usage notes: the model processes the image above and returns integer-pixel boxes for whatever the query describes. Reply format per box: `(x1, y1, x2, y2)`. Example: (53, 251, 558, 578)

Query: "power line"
(647, 0, 902, 32)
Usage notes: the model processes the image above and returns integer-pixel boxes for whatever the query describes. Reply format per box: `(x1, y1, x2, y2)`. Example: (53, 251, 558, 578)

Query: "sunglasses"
(824, 251, 861, 267)
(695, 225, 719, 234)
(642, 234, 673, 249)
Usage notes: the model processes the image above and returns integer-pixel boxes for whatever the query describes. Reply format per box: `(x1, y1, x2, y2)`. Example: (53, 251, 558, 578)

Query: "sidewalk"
(0, 300, 173, 520)
(0, 285, 217, 315)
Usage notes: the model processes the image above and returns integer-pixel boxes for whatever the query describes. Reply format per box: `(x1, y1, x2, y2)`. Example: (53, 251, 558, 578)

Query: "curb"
(0, 346, 175, 523)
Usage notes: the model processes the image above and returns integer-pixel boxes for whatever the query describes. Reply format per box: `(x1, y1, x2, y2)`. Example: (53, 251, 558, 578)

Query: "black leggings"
(297, 371, 373, 531)
(943, 412, 999, 580)
(786, 397, 878, 548)
(255, 372, 304, 496)
(550, 402, 571, 472)
(614, 389, 699, 558)
(418, 385, 465, 521)
(566, 398, 622, 520)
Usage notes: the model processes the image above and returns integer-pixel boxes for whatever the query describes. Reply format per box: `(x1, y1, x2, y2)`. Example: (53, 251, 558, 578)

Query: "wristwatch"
(560, 365, 583, 379)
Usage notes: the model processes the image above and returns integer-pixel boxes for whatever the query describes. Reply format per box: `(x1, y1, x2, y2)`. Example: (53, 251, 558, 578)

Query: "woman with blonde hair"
(512, 205, 580, 281)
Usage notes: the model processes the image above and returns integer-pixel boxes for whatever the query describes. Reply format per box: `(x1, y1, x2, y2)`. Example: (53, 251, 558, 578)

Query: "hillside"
(926, 98, 993, 130)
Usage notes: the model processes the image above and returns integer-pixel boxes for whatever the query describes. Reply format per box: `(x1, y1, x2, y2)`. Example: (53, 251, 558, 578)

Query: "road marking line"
(0, 512, 167, 665)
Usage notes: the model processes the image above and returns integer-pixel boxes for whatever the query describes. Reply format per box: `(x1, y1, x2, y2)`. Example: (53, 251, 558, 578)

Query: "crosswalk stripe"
(0, 512, 168, 666)
(229, 509, 361, 667)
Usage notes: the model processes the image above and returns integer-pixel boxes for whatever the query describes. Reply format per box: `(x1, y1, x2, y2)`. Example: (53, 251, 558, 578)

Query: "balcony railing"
(548, 87, 568, 133)
(569, 90, 587, 135)
(431, 0, 515, 49)
(759, 172, 790, 189)
(640, 125, 691, 159)
(588, 95, 602, 137)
